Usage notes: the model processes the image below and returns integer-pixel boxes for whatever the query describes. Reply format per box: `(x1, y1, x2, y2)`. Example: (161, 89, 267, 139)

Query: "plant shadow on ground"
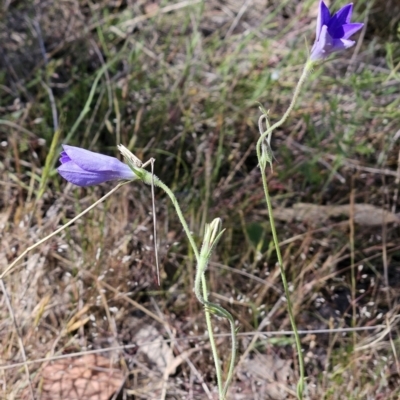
(1, 0, 400, 399)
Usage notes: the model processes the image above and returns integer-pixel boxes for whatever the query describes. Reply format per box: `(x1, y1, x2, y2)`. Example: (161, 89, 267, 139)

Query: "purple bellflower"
(58, 145, 137, 187)
(310, 1, 364, 61)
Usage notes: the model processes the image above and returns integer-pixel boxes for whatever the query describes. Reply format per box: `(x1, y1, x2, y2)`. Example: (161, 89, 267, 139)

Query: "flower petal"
(62, 145, 131, 174)
(60, 151, 71, 164)
(58, 162, 107, 186)
(58, 161, 135, 187)
(333, 3, 353, 25)
(341, 23, 363, 39)
(328, 4, 355, 38)
(310, 25, 333, 61)
(316, 1, 331, 39)
(332, 38, 356, 51)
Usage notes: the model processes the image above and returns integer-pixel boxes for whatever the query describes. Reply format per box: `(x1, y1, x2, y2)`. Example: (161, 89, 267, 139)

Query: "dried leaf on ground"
(134, 320, 176, 374)
(272, 203, 400, 227)
(237, 353, 295, 400)
(25, 354, 124, 400)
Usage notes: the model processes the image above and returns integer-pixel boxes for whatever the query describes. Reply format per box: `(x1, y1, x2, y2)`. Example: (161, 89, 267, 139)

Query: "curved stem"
(256, 61, 312, 165)
(222, 316, 236, 398)
(155, 180, 200, 261)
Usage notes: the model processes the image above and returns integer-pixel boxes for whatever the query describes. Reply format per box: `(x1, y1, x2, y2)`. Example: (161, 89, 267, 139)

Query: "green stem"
(256, 61, 313, 399)
(155, 180, 200, 261)
(256, 61, 312, 160)
(154, 179, 225, 398)
(201, 275, 224, 397)
(260, 169, 305, 398)
(196, 258, 237, 399)
(194, 220, 236, 399)
(222, 316, 236, 398)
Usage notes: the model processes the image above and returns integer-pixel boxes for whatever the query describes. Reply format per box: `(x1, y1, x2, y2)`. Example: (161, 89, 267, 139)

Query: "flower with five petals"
(310, 1, 364, 61)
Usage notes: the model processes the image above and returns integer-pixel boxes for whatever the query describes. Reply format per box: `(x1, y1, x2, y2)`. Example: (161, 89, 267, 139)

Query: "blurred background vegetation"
(1, 0, 400, 398)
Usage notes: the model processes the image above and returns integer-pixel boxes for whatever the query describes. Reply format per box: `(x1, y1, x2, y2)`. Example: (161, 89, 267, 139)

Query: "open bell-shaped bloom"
(58, 145, 137, 187)
(310, 1, 364, 61)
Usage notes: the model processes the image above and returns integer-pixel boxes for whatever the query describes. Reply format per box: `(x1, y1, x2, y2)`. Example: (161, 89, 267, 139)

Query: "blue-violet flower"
(310, 1, 364, 61)
(58, 145, 137, 187)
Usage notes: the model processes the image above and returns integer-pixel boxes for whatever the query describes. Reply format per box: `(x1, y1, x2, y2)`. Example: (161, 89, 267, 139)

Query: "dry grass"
(1, 0, 400, 399)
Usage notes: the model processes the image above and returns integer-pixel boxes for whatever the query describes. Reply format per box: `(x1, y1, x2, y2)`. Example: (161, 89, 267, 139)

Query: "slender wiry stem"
(256, 61, 312, 161)
(222, 316, 236, 398)
(256, 61, 314, 400)
(154, 179, 225, 397)
(154, 181, 200, 260)
(201, 277, 224, 396)
(195, 220, 237, 399)
(259, 168, 305, 398)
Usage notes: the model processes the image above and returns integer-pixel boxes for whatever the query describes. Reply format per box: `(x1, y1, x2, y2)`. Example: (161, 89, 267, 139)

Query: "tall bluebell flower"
(310, 1, 364, 61)
(58, 145, 137, 187)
